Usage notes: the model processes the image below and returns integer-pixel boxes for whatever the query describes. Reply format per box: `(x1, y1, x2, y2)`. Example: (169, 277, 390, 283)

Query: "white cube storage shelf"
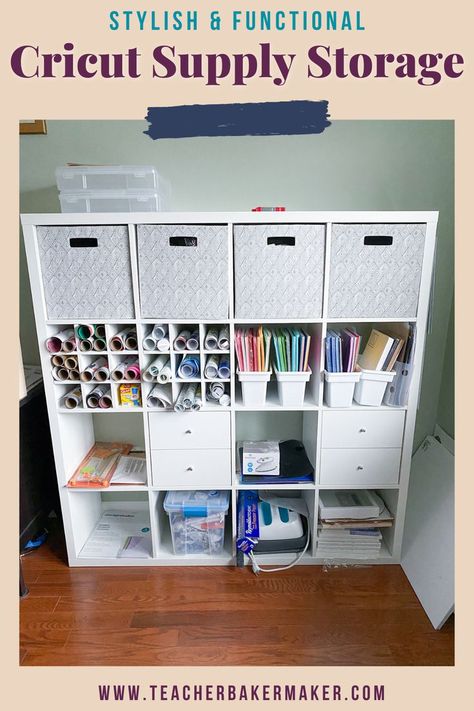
(22, 211, 438, 567)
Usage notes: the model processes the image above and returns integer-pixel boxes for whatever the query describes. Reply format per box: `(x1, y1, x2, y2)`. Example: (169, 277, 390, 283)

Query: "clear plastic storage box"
(163, 490, 230, 556)
(59, 189, 163, 213)
(56, 165, 163, 191)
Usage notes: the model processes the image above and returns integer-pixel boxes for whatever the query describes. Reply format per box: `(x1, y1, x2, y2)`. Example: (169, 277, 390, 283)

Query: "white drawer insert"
(149, 411, 230, 450)
(320, 448, 401, 486)
(151, 449, 231, 487)
(321, 410, 405, 449)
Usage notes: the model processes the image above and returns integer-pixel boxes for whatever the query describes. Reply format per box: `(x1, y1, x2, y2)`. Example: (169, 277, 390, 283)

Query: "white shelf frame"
(22, 211, 438, 567)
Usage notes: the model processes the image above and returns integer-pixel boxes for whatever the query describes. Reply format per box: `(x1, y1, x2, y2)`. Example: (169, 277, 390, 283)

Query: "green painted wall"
(20, 120, 454, 447)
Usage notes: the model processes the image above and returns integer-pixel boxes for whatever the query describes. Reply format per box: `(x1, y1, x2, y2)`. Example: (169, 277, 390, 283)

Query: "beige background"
(3, 0, 471, 707)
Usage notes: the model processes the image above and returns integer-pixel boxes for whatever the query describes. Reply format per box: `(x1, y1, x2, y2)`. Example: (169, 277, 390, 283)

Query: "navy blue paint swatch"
(144, 100, 330, 139)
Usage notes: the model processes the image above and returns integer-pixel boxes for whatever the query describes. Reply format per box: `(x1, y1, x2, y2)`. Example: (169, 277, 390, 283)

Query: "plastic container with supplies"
(164, 490, 230, 556)
(353, 366, 395, 406)
(275, 369, 312, 407)
(56, 165, 165, 192)
(59, 189, 163, 214)
(324, 370, 361, 407)
(237, 370, 272, 407)
(383, 360, 414, 407)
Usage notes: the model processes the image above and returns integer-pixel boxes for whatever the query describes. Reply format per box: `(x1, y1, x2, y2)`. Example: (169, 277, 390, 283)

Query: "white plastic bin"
(59, 189, 162, 213)
(56, 165, 164, 192)
(353, 366, 396, 406)
(275, 369, 312, 407)
(163, 490, 230, 556)
(324, 370, 361, 407)
(238, 370, 272, 407)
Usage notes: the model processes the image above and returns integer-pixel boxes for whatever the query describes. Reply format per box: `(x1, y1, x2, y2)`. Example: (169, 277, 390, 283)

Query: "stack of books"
(318, 490, 393, 560)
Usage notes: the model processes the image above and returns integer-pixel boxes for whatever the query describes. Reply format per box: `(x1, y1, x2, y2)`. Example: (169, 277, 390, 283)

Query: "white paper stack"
(317, 528, 383, 560)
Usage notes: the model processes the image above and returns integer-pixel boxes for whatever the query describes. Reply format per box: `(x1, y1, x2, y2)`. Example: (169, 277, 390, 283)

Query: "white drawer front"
(149, 412, 231, 450)
(151, 449, 231, 487)
(320, 448, 401, 486)
(322, 410, 405, 449)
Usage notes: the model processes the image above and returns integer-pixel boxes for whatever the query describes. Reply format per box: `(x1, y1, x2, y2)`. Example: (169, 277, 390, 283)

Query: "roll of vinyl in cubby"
(110, 357, 134, 380)
(68, 369, 80, 381)
(61, 387, 82, 410)
(177, 355, 199, 379)
(109, 328, 137, 351)
(142, 332, 157, 351)
(147, 383, 172, 409)
(51, 354, 64, 367)
(152, 324, 167, 340)
(79, 338, 93, 352)
(204, 354, 219, 378)
(80, 356, 107, 382)
(174, 329, 190, 351)
(94, 324, 106, 338)
(64, 355, 78, 370)
(124, 360, 141, 380)
(204, 327, 218, 350)
(218, 356, 230, 379)
(52, 365, 69, 381)
(86, 384, 108, 409)
(46, 328, 75, 353)
(186, 330, 200, 351)
(218, 327, 230, 350)
(77, 324, 94, 340)
(143, 354, 168, 381)
(93, 338, 107, 351)
(98, 387, 113, 409)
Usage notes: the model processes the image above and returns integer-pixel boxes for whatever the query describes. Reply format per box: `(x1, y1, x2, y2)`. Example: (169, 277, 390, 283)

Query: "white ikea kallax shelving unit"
(22, 211, 438, 567)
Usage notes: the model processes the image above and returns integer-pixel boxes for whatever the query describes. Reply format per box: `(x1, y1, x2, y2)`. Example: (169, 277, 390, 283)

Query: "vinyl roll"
(124, 360, 141, 380)
(204, 327, 219, 350)
(191, 388, 202, 411)
(79, 338, 93, 352)
(68, 369, 80, 381)
(186, 330, 200, 351)
(51, 354, 64, 367)
(218, 356, 230, 379)
(93, 338, 107, 351)
(46, 328, 75, 353)
(208, 381, 225, 399)
(218, 326, 230, 351)
(86, 384, 108, 409)
(94, 324, 106, 338)
(52, 365, 69, 381)
(157, 359, 172, 383)
(110, 357, 134, 381)
(62, 387, 82, 410)
(219, 393, 231, 407)
(77, 324, 94, 340)
(94, 365, 110, 382)
(156, 337, 170, 352)
(80, 356, 108, 382)
(180, 383, 197, 410)
(62, 337, 77, 353)
(174, 329, 191, 351)
(143, 354, 167, 381)
(173, 384, 188, 412)
(109, 328, 132, 351)
(177, 355, 200, 379)
(142, 333, 157, 351)
(64, 355, 78, 370)
(124, 331, 138, 350)
(204, 354, 219, 379)
(147, 384, 173, 409)
(152, 324, 167, 340)
(99, 388, 113, 409)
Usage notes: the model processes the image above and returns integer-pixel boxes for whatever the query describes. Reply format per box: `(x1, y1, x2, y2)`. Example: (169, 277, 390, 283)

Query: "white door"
(401, 434, 454, 629)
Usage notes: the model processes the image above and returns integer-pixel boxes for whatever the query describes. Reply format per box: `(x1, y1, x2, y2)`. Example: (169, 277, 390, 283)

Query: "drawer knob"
(185, 429, 193, 434)
(186, 466, 194, 472)
(357, 465, 364, 470)
(359, 428, 366, 433)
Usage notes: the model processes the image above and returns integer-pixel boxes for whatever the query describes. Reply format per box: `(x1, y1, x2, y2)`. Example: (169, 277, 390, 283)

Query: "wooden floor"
(20, 532, 454, 666)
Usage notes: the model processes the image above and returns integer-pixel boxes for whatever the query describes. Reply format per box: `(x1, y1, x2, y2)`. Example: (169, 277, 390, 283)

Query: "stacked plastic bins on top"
(56, 165, 169, 212)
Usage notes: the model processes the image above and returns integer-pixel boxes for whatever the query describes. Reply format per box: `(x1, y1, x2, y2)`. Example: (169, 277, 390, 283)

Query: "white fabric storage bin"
(238, 370, 271, 407)
(353, 366, 396, 406)
(324, 370, 361, 407)
(36, 225, 134, 319)
(137, 224, 229, 319)
(328, 223, 426, 318)
(234, 224, 325, 318)
(275, 369, 311, 407)
(56, 165, 164, 191)
(59, 189, 162, 213)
